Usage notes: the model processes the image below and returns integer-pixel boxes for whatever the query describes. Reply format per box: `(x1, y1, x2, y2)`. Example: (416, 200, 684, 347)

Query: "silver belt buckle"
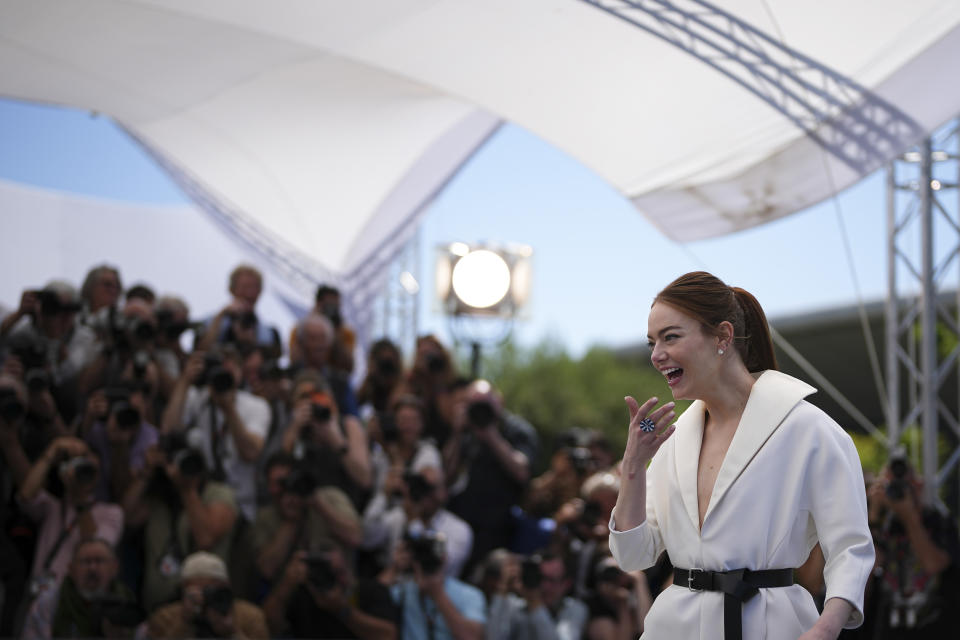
(688, 568, 703, 591)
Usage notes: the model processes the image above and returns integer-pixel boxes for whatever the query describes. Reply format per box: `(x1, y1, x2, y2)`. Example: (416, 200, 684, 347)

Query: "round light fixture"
(451, 249, 511, 309)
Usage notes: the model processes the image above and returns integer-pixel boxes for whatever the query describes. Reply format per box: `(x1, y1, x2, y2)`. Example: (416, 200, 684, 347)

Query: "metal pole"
(886, 163, 900, 446)
(919, 138, 939, 504)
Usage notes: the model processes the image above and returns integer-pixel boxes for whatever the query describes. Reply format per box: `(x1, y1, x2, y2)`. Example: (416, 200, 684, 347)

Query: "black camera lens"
(173, 448, 205, 477)
(209, 367, 234, 394)
(113, 403, 141, 430)
(304, 554, 338, 591)
(235, 311, 258, 329)
(405, 530, 446, 575)
(132, 319, 156, 342)
(378, 412, 398, 443)
(281, 469, 316, 497)
(311, 403, 332, 422)
(426, 353, 445, 373)
(72, 458, 98, 486)
(404, 472, 434, 502)
(25, 368, 49, 393)
(202, 585, 234, 616)
(0, 391, 25, 422)
(521, 557, 542, 590)
(376, 358, 398, 377)
(467, 400, 497, 427)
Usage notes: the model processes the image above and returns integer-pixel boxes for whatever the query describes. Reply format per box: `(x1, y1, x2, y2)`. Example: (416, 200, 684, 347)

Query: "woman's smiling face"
(647, 302, 721, 401)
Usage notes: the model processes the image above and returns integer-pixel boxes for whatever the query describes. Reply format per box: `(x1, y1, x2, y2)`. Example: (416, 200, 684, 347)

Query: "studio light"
(435, 243, 533, 317)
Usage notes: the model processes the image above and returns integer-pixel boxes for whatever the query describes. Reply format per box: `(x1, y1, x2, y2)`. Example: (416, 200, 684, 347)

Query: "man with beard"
(22, 537, 140, 639)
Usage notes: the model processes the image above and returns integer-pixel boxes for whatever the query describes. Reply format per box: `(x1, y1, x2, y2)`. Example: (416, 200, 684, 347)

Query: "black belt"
(674, 567, 794, 640)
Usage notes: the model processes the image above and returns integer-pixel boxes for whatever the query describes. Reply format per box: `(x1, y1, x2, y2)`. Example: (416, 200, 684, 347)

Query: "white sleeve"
(808, 420, 875, 628)
(607, 456, 666, 572)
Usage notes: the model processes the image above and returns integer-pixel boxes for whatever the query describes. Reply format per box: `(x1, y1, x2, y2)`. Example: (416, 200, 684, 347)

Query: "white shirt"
(181, 386, 270, 521)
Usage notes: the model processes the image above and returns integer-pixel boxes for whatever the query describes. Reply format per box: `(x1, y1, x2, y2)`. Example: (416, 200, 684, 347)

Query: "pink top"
(20, 490, 124, 586)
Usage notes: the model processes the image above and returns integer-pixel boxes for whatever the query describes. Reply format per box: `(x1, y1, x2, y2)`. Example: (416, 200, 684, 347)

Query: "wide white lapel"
(701, 370, 816, 528)
(673, 400, 706, 533)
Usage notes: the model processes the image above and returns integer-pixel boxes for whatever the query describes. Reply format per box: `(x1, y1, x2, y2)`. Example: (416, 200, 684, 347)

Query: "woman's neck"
(701, 366, 756, 427)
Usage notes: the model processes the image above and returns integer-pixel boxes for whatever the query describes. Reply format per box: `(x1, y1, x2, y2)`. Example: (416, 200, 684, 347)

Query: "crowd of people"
(0, 263, 649, 640)
(0, 263, 957, 639)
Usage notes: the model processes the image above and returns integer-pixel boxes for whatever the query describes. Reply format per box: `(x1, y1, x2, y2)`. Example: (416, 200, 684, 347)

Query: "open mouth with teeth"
(662, 367, 684, 386)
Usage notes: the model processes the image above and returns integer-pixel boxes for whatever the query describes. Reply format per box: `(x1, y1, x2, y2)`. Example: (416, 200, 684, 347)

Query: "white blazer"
(609, 370, 874, 639)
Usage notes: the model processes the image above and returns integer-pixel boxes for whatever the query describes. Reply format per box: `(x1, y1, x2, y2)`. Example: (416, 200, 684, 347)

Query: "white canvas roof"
(2, 0, 960, 326)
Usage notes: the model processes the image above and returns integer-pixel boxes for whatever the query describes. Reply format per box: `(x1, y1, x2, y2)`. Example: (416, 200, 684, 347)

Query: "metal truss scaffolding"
(886, 120, 960, 511)
(368, 228, 422, 359)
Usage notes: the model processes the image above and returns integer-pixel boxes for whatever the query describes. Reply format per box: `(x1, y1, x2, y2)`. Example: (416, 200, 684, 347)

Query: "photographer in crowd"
(22, 537, 140, 639)
(145, 551, 268, 639)
(263, 544, 398, 638)
(196, 265, 281, 357)
(1, 283, 84, 392)
(444, 379, 539, 574)
(865, 453, 960, 639)
(16, 436, 124, 597)
(382, 529, 486, 640)
(291, 312, 359, 417)
(281, 374, 370, 508)
(494, 551, 587, 640)
(357, 338, 404, 416)
(81, 384, 159, 503)
(290, 285, 357, 376)
(252, 452, 362, 587)
(162, 345, 269, 522)
(122, 435, 237, 611)
(366, 466, 473, 579)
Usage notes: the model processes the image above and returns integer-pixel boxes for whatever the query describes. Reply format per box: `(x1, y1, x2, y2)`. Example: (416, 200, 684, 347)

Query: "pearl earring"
(718, 348, 724, 355)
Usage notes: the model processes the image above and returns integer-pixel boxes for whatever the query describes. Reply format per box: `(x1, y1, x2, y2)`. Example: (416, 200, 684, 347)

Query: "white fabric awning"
(2, 0, 959, 325)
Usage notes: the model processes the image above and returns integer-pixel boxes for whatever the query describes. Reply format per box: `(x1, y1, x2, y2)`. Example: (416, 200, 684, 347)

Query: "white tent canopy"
(2, 0, 960, 334)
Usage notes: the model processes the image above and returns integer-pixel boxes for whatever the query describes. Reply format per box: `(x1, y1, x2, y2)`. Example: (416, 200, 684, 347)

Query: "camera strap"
(418, 589, 437, 640)
(207, 400, 227, 482)
(41, 501, 86, 571)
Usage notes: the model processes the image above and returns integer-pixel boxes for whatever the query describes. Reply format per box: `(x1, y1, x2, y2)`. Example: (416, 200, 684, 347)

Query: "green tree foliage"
(478, 338, 687, 470)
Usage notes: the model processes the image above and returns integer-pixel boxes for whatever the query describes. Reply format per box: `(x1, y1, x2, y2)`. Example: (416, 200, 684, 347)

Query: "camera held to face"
(404, 529, 446, 575)
(466, 399, 497, 429)
(158, 432, 206, 477)
(886, 452, 911, 501)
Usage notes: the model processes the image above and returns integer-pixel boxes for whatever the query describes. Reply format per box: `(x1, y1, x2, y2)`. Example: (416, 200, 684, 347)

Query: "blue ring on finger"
(639, 418, 656, 433)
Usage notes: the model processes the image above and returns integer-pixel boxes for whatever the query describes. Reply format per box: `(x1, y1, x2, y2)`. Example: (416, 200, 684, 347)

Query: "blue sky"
(0, 97, 924, 355)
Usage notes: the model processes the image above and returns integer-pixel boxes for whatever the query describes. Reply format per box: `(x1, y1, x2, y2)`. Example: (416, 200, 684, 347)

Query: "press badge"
(29, 571, 56, 596)
(158, 552, 182, 578)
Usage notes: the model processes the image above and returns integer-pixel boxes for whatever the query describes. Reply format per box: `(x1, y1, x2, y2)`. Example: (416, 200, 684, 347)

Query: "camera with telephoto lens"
(466, 399, 497, 428)
(155, 308, 190, 341)
(61, 456, 97, 486)
(158, 432, 206, 477)
(7, 332, 47, 371)
(886, 452, 911, 501)
(405, 529, 446, 575)
(191, 585, 234, 638)
(311, 402, 332, 423)
(521, 555, 542, 590)
(194, 354, 234, 393)
(281, 467, 316, 497)
(228, 310, 258, 330)
(403, 471, 434, 502)
(24, 368, 50, 393)
(378, 411, 398, 443)
(0, 388, 25, 423)
(375, 357, 398, 378)
(304, 553, 338, 591)
(425, 353, 446, 374)
(105, 387, 141, 431)
(565, 446, 594, 476)
(35, 289, 80, 316)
